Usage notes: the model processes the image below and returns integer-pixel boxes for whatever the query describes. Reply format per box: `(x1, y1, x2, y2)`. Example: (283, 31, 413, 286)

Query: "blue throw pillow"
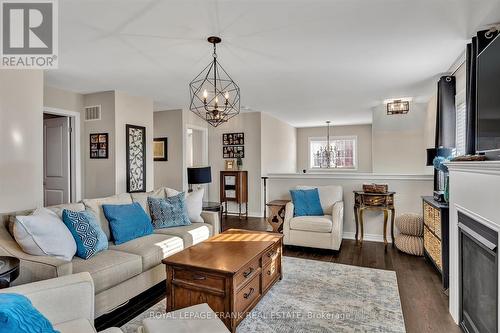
(102, 202, 153, 245)
(148, 193, 191, 229)
(290, 188, 324, 217)
(62, 209, 108, 259)
(0, 293, 59, 333)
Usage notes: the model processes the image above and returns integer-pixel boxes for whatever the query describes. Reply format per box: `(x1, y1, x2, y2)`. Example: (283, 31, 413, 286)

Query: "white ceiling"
(46, 0, 500, 127)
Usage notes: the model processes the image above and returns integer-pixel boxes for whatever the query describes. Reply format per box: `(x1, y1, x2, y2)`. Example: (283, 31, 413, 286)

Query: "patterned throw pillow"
(62, 209, 108, 259)
(148, 193, 191, 229)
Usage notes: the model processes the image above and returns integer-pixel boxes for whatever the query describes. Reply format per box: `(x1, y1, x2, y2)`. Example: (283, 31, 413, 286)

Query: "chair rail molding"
(267, 173, 433, 181)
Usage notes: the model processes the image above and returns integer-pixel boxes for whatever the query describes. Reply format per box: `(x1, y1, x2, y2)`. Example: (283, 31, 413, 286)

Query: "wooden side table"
(353, 191, 395, 245)
(0, 256, 20, 289)
(266, 200, 290, 233)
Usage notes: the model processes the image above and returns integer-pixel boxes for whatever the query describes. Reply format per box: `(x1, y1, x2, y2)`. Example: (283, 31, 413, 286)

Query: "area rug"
(121, 257, 405, 333)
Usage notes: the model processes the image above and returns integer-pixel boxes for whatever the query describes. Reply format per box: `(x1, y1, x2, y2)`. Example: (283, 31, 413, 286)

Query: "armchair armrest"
(283, 202, 294, 244)
(0, 272, 94, 325)
(201, 211, 220, 235)
(331, 201, 344, 247)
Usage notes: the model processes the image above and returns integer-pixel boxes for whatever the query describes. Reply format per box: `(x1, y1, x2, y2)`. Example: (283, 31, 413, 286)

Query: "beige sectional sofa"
(0, 187, 220, 318)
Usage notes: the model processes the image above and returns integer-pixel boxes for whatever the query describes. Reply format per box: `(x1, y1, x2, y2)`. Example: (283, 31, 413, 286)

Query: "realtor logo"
(1, 0, 58, 68)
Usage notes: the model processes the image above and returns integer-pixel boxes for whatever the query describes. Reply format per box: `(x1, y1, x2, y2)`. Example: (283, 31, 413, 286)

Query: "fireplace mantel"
(447, 160, 500, 327)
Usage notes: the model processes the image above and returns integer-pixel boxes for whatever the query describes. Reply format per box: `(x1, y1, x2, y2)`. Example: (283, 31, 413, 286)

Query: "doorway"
(185, 125, 209, 197)
(43, 107, 82, 206)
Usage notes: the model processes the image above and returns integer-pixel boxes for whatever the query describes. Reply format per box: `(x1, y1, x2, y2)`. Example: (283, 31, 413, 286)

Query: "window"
(455, 90, 466, 156)
(309, 136, 357, 169)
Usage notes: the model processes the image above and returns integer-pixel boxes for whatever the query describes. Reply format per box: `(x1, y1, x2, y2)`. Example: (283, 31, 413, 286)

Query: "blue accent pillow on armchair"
(103, 202, 153, 245)
(0, 293, 59, 333)
(148, 193, 191, 229)
(290, 188, 324, 217)
(62, 209, 108, 259)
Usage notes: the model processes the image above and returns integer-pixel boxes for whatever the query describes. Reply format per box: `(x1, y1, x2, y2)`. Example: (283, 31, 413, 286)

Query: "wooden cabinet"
(422, 196, 449, 289)
(220, 171, 248, 219)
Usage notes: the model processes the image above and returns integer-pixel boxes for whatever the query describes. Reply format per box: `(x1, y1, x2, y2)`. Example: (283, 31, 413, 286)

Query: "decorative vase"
(237, 156, 243, 170)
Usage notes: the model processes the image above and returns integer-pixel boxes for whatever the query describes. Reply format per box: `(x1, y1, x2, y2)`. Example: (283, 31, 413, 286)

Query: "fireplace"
(459, 212, 498, 333)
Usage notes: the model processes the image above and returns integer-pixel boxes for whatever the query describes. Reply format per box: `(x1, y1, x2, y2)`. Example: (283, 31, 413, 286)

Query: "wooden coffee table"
(162, 229, 283, 332)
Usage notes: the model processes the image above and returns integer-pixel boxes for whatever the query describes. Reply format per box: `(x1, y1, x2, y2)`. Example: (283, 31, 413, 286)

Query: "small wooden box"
(362, 183, 388, 194)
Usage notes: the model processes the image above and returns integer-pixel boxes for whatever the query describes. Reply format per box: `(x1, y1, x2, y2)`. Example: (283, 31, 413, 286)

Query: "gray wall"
(0, 70, 44, 213)
(297, 124, 373, 173)
(154, 109, 184, 191)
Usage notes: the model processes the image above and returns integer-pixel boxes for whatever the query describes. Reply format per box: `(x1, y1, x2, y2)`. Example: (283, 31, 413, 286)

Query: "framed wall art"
(222, 132, 244, 146)
(90, 133, 108, 159)
(153, 137, 168, 161)
(223, 145, 245, 159)
(126, 124, 146, 193)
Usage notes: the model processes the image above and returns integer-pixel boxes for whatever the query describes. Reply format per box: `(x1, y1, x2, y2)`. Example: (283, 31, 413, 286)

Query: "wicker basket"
(363, 183, 388, 194)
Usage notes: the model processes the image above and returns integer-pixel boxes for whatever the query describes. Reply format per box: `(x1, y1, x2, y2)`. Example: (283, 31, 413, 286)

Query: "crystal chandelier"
(315, 121, 337, 168)
(189, 36, 240, 127)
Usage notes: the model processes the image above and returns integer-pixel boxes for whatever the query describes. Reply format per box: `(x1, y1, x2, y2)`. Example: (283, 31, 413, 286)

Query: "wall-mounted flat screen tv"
(477, 33, 500, 154)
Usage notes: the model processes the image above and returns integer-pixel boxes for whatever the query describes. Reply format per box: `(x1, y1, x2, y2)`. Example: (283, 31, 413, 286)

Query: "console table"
(353, 191, 396, 245)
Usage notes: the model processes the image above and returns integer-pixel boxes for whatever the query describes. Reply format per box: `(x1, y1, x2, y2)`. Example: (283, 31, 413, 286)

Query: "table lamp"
(187, 166, 212, 192)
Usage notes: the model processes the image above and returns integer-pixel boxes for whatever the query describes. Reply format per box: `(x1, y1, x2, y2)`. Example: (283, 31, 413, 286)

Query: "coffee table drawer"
(235, 274, 261, 314)
(173, 268, 225, 292)
(263, 242, 281, 266)
(262, 258, 279, 291)
(234, 257, 260, 291)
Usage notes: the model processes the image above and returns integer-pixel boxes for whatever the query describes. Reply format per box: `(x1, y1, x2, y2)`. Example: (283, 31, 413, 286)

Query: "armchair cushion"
(295, 185, 343, 213)
(289, 188, 323, 216)
(289, 215, 333, 233)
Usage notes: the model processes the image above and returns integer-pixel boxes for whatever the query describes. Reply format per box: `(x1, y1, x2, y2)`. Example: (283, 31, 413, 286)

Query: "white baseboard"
(342, 231, 389, 243)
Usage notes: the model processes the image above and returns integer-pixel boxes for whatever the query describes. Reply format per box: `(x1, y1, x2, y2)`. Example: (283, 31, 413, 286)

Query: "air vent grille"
(85, 105, 101, 121)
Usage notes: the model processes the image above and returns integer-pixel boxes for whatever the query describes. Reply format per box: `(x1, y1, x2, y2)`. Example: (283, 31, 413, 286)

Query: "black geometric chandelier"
(189, 36, 240, 127)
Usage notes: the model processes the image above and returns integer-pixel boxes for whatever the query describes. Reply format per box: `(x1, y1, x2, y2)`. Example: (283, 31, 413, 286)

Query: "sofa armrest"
(0, 272, 94, 325)
(201, 211, 220, 235)
(0, 226, 72, 286)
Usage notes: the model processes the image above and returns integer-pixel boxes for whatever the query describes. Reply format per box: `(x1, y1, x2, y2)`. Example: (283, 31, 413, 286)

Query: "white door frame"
(183, 123, 209, 192)
(43, 107, 82, 202)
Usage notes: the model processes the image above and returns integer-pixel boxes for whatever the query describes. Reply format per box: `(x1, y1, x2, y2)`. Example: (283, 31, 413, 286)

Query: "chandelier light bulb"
(203, 89, 208, 99)
(224, 91, 229, 100)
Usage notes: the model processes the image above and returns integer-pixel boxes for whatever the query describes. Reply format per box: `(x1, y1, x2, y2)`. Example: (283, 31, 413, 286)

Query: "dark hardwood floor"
(224, 215, 461, 333)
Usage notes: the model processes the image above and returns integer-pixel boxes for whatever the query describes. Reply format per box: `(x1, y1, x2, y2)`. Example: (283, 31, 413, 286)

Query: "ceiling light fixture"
(314, 121, 337, 168)
(189, 36, 240, 127)
(386, 99, 410, 115)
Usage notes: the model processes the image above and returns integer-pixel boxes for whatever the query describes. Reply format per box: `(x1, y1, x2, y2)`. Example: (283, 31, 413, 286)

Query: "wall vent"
(84, 105, 101, 121)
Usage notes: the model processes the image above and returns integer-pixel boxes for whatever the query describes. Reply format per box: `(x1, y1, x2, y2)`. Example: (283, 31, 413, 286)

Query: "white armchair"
(283, 185, 344, 251)
(0, 272, 121, 333)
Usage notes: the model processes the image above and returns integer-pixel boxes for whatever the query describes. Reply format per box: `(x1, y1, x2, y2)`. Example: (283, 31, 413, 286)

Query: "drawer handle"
(267, 251, 275, 258)
(243, 287, 255, 299)
(243, 267, 254, 278)
(267, 270, 272, 275)
(192, 274, 206, 281)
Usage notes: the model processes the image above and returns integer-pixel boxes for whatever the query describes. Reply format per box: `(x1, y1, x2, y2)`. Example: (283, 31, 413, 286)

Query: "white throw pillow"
(185, 189, 204, 223)
(14, 208, 77, 261)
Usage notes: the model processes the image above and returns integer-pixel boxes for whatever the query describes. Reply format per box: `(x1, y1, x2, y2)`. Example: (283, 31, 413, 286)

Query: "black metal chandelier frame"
(189, 36, 240, 127)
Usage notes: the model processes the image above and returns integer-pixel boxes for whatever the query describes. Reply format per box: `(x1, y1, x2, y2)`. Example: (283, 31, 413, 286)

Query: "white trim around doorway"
(43, 107, 82, 202)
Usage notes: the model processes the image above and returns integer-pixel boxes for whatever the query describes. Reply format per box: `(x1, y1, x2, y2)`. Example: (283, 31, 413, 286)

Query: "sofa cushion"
(14, 208, 77, 261)
(62, 210, 108, 260)
(289, 215, 333, 233)
(72, 250, 142, 293)
(155, 223, 212, 247)
(148, 194, 191, 229)
(83, 193, 133, 240)
(54, 318, 97, 333)
(103, 203, 153, 245)
(47, 203, 86, 219)
(109, 234, 184, 271)
(130, 188, 167, 218)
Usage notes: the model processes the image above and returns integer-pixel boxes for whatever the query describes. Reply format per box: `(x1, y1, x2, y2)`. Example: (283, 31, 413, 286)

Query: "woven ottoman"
(395, 213, 424, 256)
